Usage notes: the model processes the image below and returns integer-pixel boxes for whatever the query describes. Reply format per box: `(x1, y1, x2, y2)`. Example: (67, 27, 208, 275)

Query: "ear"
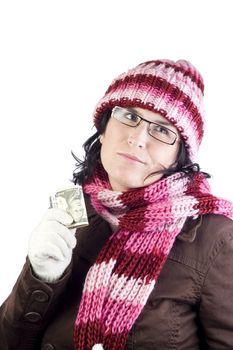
(99, 134, 104, 144)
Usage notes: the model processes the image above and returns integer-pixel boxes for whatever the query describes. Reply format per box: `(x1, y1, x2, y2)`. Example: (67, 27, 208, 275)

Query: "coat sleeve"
(0, 257, 72, 350)
(199, 229, 233, 349)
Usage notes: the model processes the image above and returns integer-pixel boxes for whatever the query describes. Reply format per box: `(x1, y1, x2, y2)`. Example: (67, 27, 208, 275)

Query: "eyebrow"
(128, 107, 175, 128)
(154, 120, 173, 127)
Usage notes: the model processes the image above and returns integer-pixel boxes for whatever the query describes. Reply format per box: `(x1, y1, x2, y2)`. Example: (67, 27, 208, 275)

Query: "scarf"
(73, 169, 233, 350)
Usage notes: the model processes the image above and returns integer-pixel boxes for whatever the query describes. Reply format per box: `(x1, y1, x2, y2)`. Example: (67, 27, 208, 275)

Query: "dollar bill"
(49, 185, 89, 229)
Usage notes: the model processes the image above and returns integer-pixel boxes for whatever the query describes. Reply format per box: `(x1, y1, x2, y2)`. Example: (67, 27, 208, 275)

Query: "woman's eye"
(160, 126, 169, 135)
(124, 113, 138, 122)
(152, 125, 169, 135)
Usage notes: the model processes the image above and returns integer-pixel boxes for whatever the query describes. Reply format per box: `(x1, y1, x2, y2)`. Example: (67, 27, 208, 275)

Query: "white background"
(0, 0, 232, 304)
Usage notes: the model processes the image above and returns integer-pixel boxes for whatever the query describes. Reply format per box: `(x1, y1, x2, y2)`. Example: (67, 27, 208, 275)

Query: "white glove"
(28, 208, 77, 283)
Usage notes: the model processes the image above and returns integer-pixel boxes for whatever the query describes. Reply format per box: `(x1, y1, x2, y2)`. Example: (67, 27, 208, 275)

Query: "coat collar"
(178, 216, 203, 242)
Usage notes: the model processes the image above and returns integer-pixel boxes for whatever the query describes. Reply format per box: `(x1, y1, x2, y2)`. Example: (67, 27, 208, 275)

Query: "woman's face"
(100, 107, 180, 192)
(67, 200, 84, 222)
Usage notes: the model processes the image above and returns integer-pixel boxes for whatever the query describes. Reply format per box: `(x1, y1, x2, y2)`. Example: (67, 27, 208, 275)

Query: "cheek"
(100, 144, 106, 166)
(100, 135, 115, 171)
(150, 144, 179, 168)
(100, 124, 123, 162)
(166, 149, 178, 165)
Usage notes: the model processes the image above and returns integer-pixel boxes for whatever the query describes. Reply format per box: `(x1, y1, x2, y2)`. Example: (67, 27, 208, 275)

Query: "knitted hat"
(93, 59, 205, 161)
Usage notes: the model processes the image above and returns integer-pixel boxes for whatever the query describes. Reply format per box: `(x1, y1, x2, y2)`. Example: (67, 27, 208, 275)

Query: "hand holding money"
(28, 208, 77, 283)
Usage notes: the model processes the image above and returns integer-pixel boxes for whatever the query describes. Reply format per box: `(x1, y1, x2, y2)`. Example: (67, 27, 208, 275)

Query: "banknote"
(49, 185, 89, 229)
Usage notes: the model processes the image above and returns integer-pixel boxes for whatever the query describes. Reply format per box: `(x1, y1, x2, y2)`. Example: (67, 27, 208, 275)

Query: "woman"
(1, 59, 233, 350)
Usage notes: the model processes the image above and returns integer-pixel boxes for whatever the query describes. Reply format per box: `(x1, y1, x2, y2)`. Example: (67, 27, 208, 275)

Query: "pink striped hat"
(93, 59, 205, 160)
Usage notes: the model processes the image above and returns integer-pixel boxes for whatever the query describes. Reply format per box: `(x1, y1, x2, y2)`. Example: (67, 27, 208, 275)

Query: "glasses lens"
(112, 107, 177, 145)
(149, 124, 176, 144)
(112, 107, 140, 126)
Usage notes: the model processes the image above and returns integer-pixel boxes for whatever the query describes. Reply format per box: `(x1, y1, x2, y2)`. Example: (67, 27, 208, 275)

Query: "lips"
(117, 152, 145, 164)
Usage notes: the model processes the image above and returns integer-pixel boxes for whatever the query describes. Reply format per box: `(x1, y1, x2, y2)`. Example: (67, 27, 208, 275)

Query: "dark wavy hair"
(72, 110, 210, 186)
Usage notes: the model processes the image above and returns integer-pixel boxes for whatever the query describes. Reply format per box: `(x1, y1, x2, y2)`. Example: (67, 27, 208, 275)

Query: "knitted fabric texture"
(93, 59, 205, 160)
(73, 169, 233, 350)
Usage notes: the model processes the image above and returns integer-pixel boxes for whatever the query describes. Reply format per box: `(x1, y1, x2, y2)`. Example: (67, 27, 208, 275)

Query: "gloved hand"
(28, 208, 77, 283)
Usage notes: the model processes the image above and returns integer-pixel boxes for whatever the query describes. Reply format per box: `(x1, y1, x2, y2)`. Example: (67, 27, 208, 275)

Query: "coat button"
(42, 344, 55, 350)
(24, 311, 42, 323)
(32, 290, 49, 302)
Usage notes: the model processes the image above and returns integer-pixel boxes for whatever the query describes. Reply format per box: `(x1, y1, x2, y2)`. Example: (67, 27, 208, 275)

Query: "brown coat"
(1, 198, 233, 349)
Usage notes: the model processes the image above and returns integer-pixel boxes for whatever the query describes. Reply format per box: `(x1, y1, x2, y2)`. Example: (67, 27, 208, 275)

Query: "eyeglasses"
(111, 106, 178, 145)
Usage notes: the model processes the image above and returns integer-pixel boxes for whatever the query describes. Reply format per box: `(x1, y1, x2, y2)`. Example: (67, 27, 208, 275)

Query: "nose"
(127, 121, 149, 148)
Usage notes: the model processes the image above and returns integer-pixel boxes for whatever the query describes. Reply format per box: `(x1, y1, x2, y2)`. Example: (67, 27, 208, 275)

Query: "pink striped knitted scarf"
(73, 170, 233, 350)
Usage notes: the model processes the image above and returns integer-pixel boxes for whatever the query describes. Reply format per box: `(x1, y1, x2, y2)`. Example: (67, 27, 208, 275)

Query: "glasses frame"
(111, 106, 178, 146)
